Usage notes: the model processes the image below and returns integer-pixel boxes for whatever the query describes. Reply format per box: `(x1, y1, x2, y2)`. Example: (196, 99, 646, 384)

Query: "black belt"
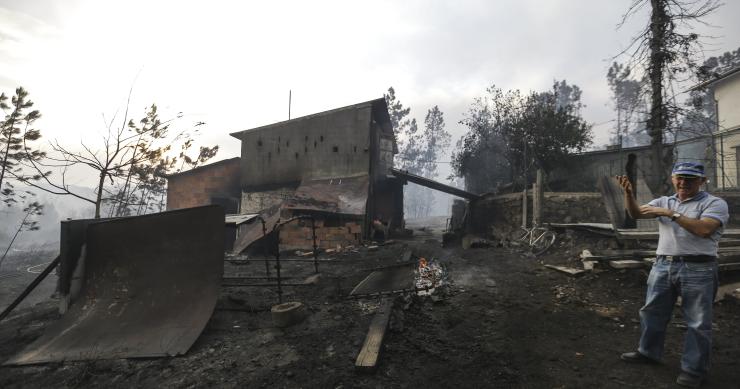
(658, 255, 716, 263)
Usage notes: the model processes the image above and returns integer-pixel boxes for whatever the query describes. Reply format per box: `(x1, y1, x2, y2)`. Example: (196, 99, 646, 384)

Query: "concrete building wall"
(166, 158, 241, 211)
(548, 145, 670, 192)
(715, 72, 740, 132)
(714, 129, 740, 189)
(235, 105, 373, 189)
(712, 73, 740, 190)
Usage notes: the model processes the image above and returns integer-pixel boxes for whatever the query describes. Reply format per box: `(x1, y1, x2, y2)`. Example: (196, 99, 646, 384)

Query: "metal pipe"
(258, 216, 270, 278)
(359, 261, 417, 272)
(222, 282, 314, 287)
(257, 258, 337, 263)
(222, 276, 295, 281)
(275, 236, 282, 303)
(344, 287, 419, 300)
(311, 218, 318, 274)
(721, 130, 725, 189)
(267, 214, 322, 304)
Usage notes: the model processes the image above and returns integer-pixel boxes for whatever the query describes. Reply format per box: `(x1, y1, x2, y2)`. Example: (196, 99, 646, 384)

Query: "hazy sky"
(2, 0, 739, 187)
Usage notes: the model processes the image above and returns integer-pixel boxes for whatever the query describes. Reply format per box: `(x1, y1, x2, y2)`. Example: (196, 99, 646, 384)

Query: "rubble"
(3, 215, 740, 388)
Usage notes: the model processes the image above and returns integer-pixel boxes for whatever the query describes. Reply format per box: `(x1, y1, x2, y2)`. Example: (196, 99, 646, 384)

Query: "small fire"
(418, 257, 428, 269)
(415, 257, 447, 296)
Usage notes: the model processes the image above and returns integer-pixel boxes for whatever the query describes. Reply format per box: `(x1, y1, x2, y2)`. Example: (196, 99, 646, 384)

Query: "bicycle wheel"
(531, 230, 556, 255)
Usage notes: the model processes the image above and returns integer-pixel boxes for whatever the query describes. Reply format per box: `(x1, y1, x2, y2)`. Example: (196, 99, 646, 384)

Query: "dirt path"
(381, 244, 740, 388)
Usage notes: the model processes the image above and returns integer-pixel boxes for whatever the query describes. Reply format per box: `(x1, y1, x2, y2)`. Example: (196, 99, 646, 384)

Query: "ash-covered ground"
(1, 217, 739, 388)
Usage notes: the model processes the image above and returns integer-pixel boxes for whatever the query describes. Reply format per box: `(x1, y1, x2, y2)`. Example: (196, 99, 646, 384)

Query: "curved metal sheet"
(5, 206, 224, 365)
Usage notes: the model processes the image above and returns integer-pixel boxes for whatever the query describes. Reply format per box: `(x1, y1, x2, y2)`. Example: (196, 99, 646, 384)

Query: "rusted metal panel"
(58, 218, 111, 295)
(597, 175, 657, 231)
(5, 206, 224, 365)
(231, 205, 281, 254)
(282, 175, 369, 215)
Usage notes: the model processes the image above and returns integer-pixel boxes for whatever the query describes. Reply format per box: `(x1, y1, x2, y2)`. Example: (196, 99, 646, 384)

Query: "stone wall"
(470, 192, 610, 238)
(240, 186, 298, 214)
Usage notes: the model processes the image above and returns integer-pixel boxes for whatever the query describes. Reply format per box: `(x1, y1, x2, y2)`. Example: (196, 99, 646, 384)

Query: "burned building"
(229, 98, 403, 249)
(166, 98, 404, 251)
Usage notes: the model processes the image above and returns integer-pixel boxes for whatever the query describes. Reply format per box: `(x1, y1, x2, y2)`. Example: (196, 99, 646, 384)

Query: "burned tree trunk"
(647, 0, 670, 195)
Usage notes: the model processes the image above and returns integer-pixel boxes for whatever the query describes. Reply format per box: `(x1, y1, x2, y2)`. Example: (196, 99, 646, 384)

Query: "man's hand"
(638, 205, 671, 218)
(615, 175, 633, 196)
(615, 175, 645, 219)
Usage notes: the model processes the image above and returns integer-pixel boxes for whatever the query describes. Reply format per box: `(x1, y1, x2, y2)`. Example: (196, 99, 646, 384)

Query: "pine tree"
(0, 87, 47, 207)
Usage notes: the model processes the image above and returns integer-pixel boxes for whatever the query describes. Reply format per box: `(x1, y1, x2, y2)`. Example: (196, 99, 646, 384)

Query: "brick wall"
(166, 158, 241, 211)
(277, 218, 363, 250)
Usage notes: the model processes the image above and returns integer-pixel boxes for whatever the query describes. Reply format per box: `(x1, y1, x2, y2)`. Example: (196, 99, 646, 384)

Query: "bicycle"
(512, 225, 556, 255)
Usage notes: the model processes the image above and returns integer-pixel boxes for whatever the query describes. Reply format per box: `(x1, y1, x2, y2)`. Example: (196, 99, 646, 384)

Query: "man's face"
(671, 175, 706, 200)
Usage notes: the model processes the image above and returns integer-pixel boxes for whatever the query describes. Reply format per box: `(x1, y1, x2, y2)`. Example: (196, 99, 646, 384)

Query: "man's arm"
(639, 204, 721, 238)
(615, 175, 651, 219)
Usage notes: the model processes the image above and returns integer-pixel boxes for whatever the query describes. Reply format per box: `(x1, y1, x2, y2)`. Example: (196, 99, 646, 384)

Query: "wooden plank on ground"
(715, 282, 740, 303)
(355, 298, 393, 373)
(719, 262, 740, 273)
(609, 260, 646, 269)
(544, 265, 586, 277)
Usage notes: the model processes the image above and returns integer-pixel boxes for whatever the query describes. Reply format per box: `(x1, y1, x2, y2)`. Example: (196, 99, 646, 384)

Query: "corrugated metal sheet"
(225, 213, 259, 225)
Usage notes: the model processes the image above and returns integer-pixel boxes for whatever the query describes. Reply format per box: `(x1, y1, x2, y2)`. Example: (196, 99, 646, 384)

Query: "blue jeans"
(638, 257, 718, 377)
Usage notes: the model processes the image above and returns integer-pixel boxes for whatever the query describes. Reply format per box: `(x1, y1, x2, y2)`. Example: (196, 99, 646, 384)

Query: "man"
(616, 162, 729, 388)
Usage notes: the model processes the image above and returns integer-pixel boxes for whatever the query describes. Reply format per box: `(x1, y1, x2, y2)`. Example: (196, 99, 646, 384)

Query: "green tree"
(519, 82, 592, 172)
(452, 81, 592, 192)
(451, 90, 512, 193)
(0, 87, 47, 207)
